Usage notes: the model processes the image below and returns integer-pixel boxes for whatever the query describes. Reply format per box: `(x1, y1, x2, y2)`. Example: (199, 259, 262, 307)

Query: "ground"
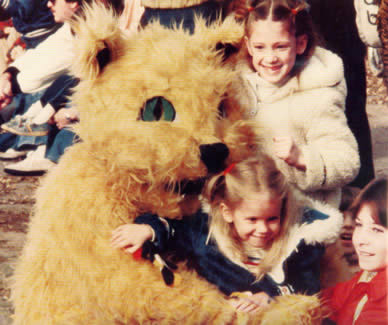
(0, 69, 387, 324)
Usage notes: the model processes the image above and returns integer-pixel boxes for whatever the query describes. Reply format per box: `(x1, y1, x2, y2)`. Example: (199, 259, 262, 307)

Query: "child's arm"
(272, 80, 359, 192)
(110, 223, 154, 254)
(112, 212, 203, 256)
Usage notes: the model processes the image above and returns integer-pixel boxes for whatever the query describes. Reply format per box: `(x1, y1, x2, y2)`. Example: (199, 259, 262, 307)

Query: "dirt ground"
(0, 70, 387, 324)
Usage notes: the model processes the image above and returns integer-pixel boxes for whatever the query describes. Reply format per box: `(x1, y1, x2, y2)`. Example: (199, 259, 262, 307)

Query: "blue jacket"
(135, 208, 328, 297)
(0, 0, 60, 48)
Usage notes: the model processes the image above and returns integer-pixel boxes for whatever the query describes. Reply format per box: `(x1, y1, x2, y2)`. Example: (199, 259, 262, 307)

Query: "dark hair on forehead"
(350, 178, 387, 227)
(251, 0, 293, 21)
(339, 186, 360, 212)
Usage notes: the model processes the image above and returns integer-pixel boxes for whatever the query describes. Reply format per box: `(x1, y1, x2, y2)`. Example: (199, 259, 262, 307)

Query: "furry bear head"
(69, 4, 259, 217)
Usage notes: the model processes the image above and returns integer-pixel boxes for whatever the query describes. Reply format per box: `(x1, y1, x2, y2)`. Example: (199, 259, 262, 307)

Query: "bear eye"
(141, 97, 176, 122)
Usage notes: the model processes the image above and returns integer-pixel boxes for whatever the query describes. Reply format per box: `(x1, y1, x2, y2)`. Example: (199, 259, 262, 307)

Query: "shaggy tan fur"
(11, 4, 323, 324)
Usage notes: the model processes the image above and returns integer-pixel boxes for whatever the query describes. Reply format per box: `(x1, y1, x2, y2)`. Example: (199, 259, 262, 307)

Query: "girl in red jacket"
(321, 178, 387, 325)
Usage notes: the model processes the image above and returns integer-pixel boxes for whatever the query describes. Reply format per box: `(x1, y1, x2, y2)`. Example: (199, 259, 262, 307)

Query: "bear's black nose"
(199, 143, 229, 174)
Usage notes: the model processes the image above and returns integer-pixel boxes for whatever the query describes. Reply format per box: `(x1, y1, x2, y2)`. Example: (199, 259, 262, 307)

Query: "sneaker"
(0, 148, 28, 160)
(4, 155, 55, 176)
(2, 119, 49, 136)
(2, 115, 27, 128)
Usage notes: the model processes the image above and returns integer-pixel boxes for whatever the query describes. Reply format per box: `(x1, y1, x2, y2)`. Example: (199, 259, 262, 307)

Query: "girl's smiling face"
(245, 19, 307, 85)
(221, 192, 282, 248)
(352, 202, 388, 272)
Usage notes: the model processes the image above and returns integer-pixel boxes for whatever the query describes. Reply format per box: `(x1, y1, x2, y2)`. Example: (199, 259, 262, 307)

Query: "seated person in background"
(0, 0, 61, 158)
(0, 0, 123, 162)
(2, 74, 79, 175)
(0, 0, 123, 109)
(0, 0, 81, 161)
(1, 74, 79, 137)
(111, 153, 342, 313)
(0, 0, 60, 49)
(0, 0, 82, 110)
(321, 178, 387, 325)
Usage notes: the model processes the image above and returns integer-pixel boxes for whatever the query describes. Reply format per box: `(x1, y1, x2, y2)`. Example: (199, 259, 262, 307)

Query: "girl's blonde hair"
(203, 153, 297, 279)
(243, 0, 318, 73)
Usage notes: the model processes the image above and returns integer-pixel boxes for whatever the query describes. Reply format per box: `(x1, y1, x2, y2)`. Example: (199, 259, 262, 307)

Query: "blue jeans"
(140, 1, 223, 34)
(45, 127, 77, 163)
(0, 91, 47, 152)
(13, 91, 47, 150)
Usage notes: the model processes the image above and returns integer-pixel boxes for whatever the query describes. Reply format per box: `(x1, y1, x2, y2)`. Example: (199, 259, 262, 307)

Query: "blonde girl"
(230, 0, 360, 207)
(111, 153, 342, 313)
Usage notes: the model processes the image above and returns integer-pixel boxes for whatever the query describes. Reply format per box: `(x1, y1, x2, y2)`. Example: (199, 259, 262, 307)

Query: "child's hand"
(273, 136, 306, 171)
(111, 224, 153, 254)
(229, 291, 272, 314)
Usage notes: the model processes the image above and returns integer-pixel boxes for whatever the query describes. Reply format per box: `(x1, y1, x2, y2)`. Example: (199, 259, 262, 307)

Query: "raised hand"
(273, 136, 306, 171)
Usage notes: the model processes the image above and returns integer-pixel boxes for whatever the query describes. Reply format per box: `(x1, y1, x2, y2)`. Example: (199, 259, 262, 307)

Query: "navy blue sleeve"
(0, 0, 11, 20)
(40, 75, 79, 110)
(1, 0, 57, 35)
(1, 0, 37, 21)
(284, 240, 325, 295)
(134, 212, 206, 255)
(302, 208, 329, 224)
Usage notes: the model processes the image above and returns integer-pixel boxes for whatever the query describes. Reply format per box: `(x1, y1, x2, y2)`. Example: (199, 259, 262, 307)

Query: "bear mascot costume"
(11, 4, 324, 324)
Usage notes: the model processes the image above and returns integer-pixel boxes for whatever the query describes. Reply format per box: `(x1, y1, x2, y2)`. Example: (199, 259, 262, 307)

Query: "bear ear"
(70, 2, 126, 81)
(192, 15, 244, 61)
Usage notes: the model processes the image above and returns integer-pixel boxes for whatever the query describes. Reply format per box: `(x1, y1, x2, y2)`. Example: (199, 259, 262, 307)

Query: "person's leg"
(0, 93, 25, 123)
(140, 1, 223, 34)
(309, 0, 375, 188)
(40, 74, 79, 110)
(0, 91, 46, 158)
(11, 91, 49, 149)
(45, 128, 77, 163)
(30, 75, 79, 124)
(1, 75, 78, 137)
(0, 132, 28, 160)
(0, 132, 17, 152)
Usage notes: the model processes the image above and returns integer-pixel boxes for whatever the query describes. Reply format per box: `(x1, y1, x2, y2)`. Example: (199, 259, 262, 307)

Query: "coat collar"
(357, 269, 387, 302)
